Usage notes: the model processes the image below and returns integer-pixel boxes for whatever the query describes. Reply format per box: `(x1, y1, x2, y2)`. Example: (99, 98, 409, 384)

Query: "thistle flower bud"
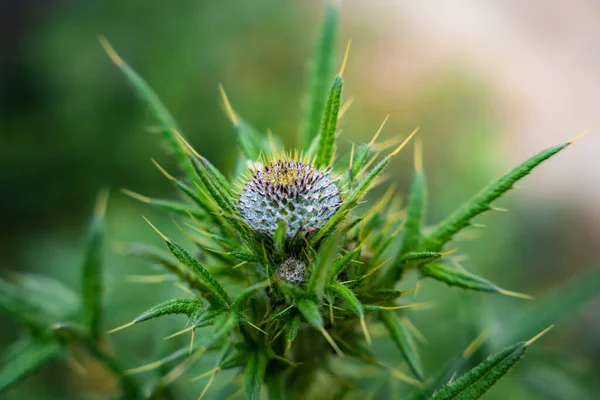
(278, 257, 306, 285)
(239, 160, 341, 242)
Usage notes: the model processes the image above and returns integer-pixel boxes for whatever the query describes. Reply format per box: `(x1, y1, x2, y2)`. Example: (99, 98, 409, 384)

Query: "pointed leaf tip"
(94, 188, 110, 218)
(569, 125, 596, 144)
(368, 115, 390, 147)
(121, 188, 152, 203)
(391, 127, 419, 157)
(99, 36, 123, 66)
(142, 216, 171, 242)
(525, 325, 554, 346)
(339, 39, 351, 76)
(107, 320, 137, 334)
(218, 84, 239, 125)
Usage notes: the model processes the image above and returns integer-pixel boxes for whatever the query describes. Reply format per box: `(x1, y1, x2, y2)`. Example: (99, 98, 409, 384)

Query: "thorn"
(348, 143, 355, 170)
(246, 321, 267, 335)
(525, 325, 554, 346)
(126, 275, 173, 283)
(191, 367, 220, 382)
(491, 206, 509, 212)
(368, 115, 390, 147)
(218, 84, 239, 125)
(568, 125, 597, 144)
(172, 129, 203, 160)
(124, 359, 167, 375)
(94, 187, 110, 217)
(165, 325, 196, 340)
(121, 189, 151, 203)
(360, 316, 372, 345)
(143, 216, 171, 242)
(414, 137, 423, 172)
(440, 248, 459, 257)
(339, 39, 351, 76)
(497, 288, 534, 300)
(197, 370, 217, 399)
(471, 223, 486, 228)
(151, 159, 175, 181)
(99, 36, 123, 66)
(463, 330, 488, 358)
(401, 317, 427, 344)
(159, 347, 207, 386)
(320, 328, 344, 357)
(107, 320, 136, 334)
(390, 127, 419, 157)
(190, 329, 195, 355)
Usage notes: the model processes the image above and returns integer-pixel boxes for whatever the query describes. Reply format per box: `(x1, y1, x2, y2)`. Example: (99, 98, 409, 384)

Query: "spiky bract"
(239, 160, 341, 243)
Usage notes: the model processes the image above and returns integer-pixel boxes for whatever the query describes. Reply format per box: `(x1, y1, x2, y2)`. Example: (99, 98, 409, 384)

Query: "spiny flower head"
(238, 159, 342, 243)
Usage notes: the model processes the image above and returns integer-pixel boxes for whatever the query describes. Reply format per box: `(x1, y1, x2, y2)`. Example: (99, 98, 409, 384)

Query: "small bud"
(278, 257, 306, 285)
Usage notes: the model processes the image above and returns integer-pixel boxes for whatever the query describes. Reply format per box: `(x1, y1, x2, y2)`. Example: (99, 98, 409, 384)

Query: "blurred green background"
(2, 0, 599, 399)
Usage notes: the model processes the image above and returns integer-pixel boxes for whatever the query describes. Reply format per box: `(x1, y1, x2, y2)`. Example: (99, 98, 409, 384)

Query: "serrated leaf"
(315, 75, 343, 168)
(231, 282, 268, 312)
(0, 339, 61, 394)
(423, 141, 571, 251)
(135, 298, 203, 323)
(420, 263, 525, 298)
(165, 240, 230, 308)
(82, 189, 108, 341)
(100, 38, 196, 182)
(380, 311, 423, 381)
(401, 251, 444, 265)
(432, 339, 533, 400)
(302, 1, 340, 149)
(401, 142, 427, 255)
(245, 349, 268, 400)
(285, 313, 302, 354)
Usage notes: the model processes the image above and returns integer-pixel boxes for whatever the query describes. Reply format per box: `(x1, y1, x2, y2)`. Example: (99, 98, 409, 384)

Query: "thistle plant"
(1, 3, 599, 400)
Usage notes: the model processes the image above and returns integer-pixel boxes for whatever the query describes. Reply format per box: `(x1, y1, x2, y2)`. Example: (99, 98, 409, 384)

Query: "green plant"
(1, 3, 598, 400)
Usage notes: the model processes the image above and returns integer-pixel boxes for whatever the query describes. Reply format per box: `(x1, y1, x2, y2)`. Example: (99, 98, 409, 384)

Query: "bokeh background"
(2, 0, 600, 399)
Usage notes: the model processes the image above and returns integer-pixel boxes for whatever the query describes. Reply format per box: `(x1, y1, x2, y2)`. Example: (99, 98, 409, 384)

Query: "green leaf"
(13, 274, 79, 321)
(400, 140, 427, 255)
(82, 189, 109, 341)
(100, 38, 196, 181)
(311, 128, 418, 245)
(0, 339, 61, 394)
(315, 75, 343, 168)
(332, 242, 363, 276)
(144, 219, 230, 307)
(307, 238, 340, 301)
(135, 298, 203, 323)
(0, 279, 49, 330)
(231, 281, 269, 312)
(245, 349, 268, 400)
(219, 85, 265, 161)
(423, 141, 571, 251)
(329, 282, 370, 344)
(408, 333, 487, 400)
(380, 311, 423, 381)
(285, 313, 302, 354)
(431, 327, 553, 400)
(297, 298, 342, 356)
(400, 251, 444, 265)
(165, 240, 230, 307)
(302, 1, 341, 149)
(420, 263, 530, 299)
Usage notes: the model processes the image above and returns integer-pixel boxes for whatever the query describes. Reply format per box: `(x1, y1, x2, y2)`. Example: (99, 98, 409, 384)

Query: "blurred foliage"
(1, 0, 599, 399)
